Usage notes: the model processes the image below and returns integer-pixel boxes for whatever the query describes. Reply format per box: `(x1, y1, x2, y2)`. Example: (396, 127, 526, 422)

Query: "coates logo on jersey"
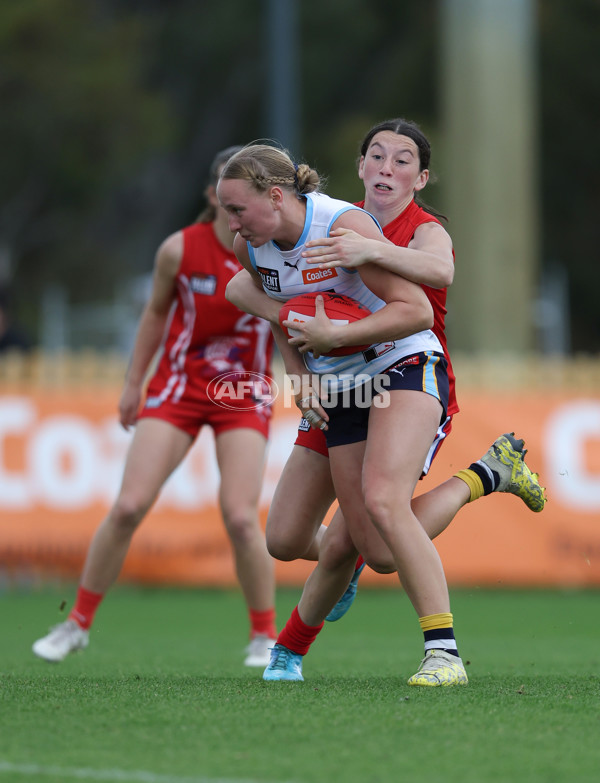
(207, 371, 278, 411)
(301, 267, 338, 285)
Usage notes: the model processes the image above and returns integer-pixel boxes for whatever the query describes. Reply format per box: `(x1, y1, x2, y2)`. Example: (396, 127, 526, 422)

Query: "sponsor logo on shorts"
(298, 417, 311, 432)
(190, 275, 217, 295)
(301, 267, 338, 284)
(207, 371, 278, 410)
(256, 266, 281, 292)
(144, 397, 163, 409)
(389, 354, 420, 372)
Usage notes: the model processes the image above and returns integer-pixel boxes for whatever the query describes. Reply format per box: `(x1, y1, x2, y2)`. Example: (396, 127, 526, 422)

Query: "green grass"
(2, 586, 599, 783)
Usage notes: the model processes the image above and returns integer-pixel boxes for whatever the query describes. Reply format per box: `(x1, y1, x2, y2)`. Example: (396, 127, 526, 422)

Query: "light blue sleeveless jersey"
(248, 192, 442, 390)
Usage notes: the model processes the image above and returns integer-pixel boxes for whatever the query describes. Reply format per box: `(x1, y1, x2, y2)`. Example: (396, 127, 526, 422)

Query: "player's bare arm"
(284, 210, 433, 354)
(226, 268, 281, 324)
(302, 220, 454, 289)
(228, 233, 327, 428)
(285, 265, 432, 358)
(271, 321, 329, 431)
(119, 232, 181, 429)
(228, 233, 305, 373)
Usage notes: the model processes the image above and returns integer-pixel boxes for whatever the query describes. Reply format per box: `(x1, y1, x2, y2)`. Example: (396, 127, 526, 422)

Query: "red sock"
(355, 555, 365, 571)
(68, 585, 104, 630)
(249, 607, 277, 639)
(277, 606, 324, 656)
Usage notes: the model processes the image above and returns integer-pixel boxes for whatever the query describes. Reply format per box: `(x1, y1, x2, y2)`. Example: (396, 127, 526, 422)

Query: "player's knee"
(363, 487, 409, 537)
(363, 484, 391, 520)
(362, 552, 395, 574)
(110, 495, 149, 535)
(266, 534, 299, 562)
(319, 537, 356, 572)
(223, 510, 260, 545)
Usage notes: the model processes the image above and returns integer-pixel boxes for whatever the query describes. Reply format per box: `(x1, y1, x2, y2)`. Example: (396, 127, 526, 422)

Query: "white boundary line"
(0, 761, 296, 783)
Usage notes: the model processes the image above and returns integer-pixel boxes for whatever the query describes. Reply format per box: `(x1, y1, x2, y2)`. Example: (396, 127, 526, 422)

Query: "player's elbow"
(224, 275, 242, 307)
(428, 258, 454, 289)
(416, 300, 434, 331)
(389, 299, 432, 338)
(437, 261, 454, 288)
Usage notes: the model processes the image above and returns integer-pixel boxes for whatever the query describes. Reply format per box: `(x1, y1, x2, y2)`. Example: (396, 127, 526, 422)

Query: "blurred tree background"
(0, 0, 598, 353)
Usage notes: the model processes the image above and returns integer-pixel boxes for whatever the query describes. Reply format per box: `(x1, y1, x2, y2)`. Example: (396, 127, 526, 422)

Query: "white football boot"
(32, 619, 89, 662)
(243, 634, 276, 667)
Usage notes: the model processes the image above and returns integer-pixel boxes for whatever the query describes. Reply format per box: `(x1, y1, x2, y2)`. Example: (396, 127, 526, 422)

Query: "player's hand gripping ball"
(278, 291, 372, 356)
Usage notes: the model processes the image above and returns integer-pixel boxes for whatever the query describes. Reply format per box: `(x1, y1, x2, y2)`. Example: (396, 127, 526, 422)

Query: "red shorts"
(138, 394, 271, 440)
(294, 417, 329, 458)
(294, 413, 454, 476)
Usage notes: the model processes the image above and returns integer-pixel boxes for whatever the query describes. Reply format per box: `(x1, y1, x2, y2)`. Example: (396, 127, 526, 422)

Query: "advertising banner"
(1, 386, 599, 587)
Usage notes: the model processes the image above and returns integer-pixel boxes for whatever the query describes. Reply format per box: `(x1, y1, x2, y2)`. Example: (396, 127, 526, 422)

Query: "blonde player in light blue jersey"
(217, 143, 465, 686)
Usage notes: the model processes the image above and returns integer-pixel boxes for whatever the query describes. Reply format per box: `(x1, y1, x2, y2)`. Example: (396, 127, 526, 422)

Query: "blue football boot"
(326, 562, 365, 622)
(263, 643, 304, 681)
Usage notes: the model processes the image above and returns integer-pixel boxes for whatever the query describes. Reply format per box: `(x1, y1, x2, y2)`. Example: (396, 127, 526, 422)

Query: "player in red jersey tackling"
(225, 122, 545, 686)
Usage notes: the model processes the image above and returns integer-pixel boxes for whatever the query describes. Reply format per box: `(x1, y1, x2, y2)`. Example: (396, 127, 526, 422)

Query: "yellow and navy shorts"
(324, 351, 449, 449)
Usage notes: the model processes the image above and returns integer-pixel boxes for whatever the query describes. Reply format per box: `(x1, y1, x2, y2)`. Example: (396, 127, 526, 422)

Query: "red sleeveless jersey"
(356, 199, 458, 415)
(145, 222, 274, 405)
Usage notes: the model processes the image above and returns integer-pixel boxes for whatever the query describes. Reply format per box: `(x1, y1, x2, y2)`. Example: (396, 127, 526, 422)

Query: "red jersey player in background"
(33, 146, 277, 668)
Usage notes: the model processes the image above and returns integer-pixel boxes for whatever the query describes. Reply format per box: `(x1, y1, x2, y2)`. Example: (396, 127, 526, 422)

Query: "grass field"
(2, 585, 599, 783)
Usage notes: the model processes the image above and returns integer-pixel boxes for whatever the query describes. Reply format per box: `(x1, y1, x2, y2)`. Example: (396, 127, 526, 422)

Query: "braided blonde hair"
(219, 144, 321, 195)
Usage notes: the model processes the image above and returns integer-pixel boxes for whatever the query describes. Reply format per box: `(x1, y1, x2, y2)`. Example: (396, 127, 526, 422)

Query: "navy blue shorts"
(324, 351, 449, 449)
